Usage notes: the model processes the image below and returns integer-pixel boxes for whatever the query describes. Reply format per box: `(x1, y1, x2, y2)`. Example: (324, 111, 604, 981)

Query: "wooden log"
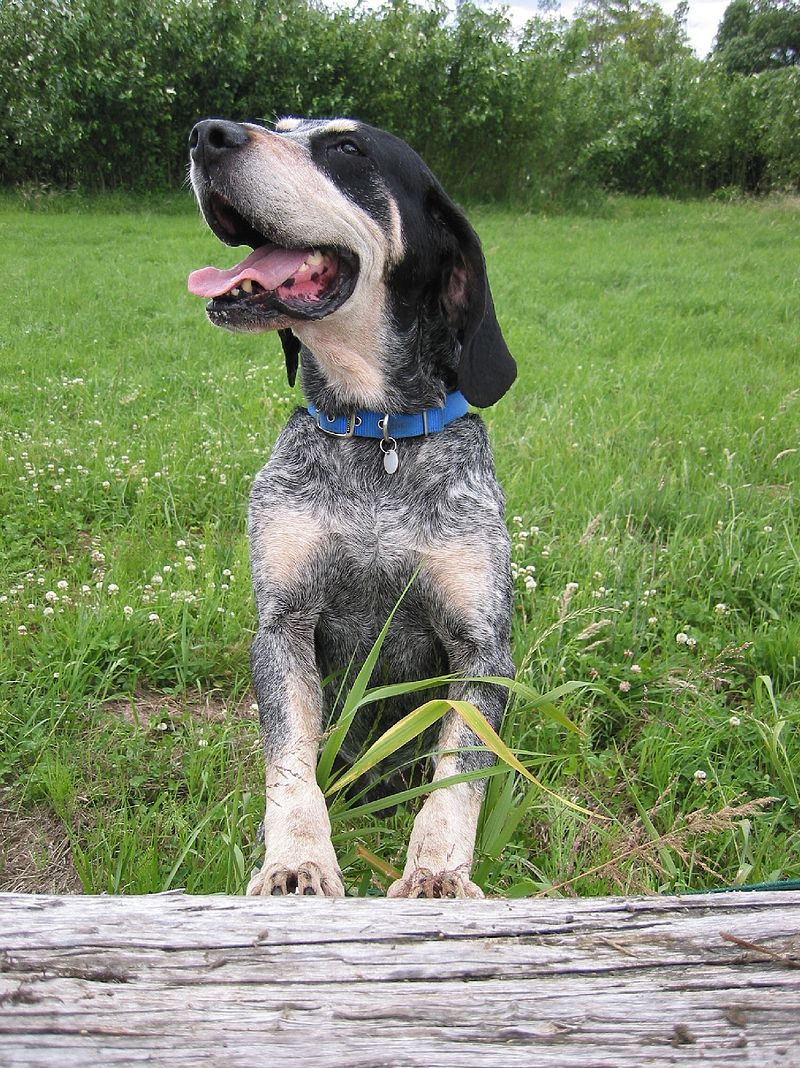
(1, 890, 798, 1066)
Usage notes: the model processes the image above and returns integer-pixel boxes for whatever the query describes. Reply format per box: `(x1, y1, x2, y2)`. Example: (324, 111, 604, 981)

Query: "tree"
(714, 0, 800, 73)
(569, 0, 690, 69)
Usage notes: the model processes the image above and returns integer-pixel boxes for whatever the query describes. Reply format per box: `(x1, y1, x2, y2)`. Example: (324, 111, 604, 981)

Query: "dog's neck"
(297, 308, 459, 417)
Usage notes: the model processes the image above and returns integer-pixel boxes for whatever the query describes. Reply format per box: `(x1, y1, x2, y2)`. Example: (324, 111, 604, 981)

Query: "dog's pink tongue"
(187, 244, 309, 297)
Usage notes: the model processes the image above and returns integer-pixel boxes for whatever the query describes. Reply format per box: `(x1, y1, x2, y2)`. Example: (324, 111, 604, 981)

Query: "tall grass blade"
(449, 699, 602, 818)
(325, 698, 452, 794)
(316, 571, 419, 787)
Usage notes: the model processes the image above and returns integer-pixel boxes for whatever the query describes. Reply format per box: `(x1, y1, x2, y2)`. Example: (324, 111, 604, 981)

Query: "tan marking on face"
(386, 195, 404, 262)
(254, 512, 325, 584)
(422, 542, 493, 618)
(316, 119, 360, 137)
(219, 124, 399, 407)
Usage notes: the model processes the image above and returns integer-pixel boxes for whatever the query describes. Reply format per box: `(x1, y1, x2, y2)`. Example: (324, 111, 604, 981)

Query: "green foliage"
(714, 0, 800, 74)
(1, 0, 799, 199)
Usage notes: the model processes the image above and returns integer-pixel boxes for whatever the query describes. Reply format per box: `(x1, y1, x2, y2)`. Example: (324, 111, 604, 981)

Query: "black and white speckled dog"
(188, 116, 516, 898)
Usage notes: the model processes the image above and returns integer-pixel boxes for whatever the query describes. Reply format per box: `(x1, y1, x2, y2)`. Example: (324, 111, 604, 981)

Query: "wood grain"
(1, 891, 798, 1066)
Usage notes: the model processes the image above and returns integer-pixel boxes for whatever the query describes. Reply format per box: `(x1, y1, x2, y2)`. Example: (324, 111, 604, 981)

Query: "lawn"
(1, 192, 798, 896)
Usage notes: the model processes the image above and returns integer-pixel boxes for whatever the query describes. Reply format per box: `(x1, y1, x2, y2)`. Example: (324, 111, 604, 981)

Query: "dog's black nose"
(190, 119, 249, 165)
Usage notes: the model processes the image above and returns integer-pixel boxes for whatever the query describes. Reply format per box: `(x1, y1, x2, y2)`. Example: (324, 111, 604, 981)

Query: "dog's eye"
(335, 139, 362, 156)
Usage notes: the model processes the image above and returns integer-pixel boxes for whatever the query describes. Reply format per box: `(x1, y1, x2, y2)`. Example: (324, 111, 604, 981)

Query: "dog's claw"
(248, 861, 344, 898)
(387, 868, 484, 899)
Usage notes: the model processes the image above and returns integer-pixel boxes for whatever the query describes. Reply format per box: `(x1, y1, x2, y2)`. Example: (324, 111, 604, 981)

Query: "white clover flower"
(17, 624, 27, 635)
(81, 584, 90, 594)
(45, 590, 58, 603)
(648, 616, 658, 625)
(57, 580, 68, 590)
(148, 612, 160, 623)
(763, 525, 773, 533)
(107, 583, 119, 596)
(524, 576, 536, 591)
(630, 664, 642, 674)
(686, 637, 697, 648)
(222, 568, 232, 577)
(43, 606, 54, 617)
(151, 574, 163, 585)
(693, 770, 707, 783)
(163, 565, 172, 574)
(714, 603, 728, 615)
(197, 738, 209, 748)
(676, 632, 689, 645)
(618, 680, 631, 693)
(123, 605, 133, 618)
(176, 539, 186, 548)
(729, 715, 741, 728)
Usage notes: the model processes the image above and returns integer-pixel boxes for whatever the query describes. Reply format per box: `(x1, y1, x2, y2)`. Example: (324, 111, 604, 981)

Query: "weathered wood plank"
(1, 891, 798, 1066)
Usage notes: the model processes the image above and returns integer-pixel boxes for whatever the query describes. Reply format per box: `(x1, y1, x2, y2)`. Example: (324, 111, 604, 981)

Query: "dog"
(188, 116, 516, 898)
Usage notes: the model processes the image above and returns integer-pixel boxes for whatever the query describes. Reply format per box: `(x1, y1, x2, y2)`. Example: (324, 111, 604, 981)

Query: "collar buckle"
(315, 412, 362, 438)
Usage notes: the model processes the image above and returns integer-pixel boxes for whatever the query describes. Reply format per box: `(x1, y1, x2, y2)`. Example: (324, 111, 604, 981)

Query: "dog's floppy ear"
(278, 329, 300, 387)
(430, 188, 516, 407)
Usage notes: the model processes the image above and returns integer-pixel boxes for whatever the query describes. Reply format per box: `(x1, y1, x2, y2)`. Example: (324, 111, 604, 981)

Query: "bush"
(1, 0, 798, 200)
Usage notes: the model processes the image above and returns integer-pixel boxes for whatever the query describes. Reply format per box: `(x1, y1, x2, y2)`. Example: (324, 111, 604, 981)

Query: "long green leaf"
(316, 570, 419, 787)
(449, 699, 603, 819)
(331, 765, 514, 821)
(325, 698, 452, 794)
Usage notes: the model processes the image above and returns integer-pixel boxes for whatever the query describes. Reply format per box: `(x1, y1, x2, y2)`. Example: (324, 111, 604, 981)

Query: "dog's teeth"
(241, 279, 253, 294)
(307, 249, 324, 265)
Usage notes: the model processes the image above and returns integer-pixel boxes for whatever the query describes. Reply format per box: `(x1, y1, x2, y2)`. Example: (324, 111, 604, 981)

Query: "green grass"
(1, 192, 798, 896)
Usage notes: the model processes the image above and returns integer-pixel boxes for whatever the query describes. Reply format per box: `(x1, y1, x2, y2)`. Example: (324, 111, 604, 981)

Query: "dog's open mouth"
(188, 194, 358, 330)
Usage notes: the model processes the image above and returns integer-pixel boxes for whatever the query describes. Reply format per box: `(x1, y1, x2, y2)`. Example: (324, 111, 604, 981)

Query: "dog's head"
(188, 117, 515, 410)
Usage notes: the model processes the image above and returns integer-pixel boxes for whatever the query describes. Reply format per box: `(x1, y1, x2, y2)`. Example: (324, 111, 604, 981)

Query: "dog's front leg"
(387, 668, 511, 900)
(246, 620, 343, 898)
(389, 537, 514, 899)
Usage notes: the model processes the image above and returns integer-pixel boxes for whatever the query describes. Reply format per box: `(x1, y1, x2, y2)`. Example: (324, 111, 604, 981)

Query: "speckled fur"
(189, 116, 516, 897)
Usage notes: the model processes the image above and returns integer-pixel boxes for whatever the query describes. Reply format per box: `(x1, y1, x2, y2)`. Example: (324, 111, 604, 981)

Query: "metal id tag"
(381, 440, 399, 473)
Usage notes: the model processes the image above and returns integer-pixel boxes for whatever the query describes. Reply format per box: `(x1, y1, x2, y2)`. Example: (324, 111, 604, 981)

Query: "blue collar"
(307, 390, 469, 440)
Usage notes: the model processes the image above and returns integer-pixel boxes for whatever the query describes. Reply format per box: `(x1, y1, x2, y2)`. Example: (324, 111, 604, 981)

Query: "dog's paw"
(247, 860, 345, 897)
(387, 867, 484, 899)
